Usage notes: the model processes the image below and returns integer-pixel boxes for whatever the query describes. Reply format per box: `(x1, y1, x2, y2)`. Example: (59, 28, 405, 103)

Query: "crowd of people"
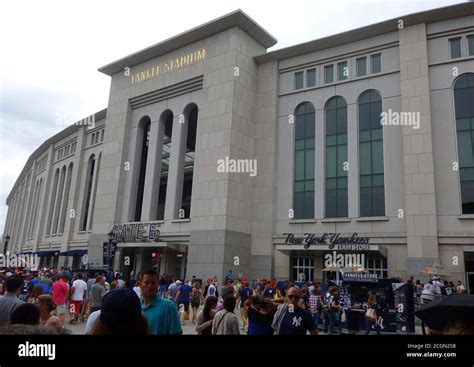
(414, 277, 468, 304)
(0, 267, 471, 335)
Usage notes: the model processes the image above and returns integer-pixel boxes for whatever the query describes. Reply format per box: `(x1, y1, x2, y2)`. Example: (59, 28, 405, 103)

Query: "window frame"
(370, 53, 382, 74)
(325, 96, 348, 218)
(467, 35, 474, 57)
(293, 102, 315, 219)
(449, 37, 462, 59)
(358, 90, 385, 217)
(306, 68, 316, 87)
(294, 71, 304, 90)
(453, 73, 474, 214)
(356, 57, 367, 77)
(324, 64, 334, 84)
(337, 61, 348, 81)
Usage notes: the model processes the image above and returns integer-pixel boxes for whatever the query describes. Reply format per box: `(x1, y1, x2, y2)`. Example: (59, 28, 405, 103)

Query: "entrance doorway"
(467, 273, 474, 295)
(465, 252, 474, 294)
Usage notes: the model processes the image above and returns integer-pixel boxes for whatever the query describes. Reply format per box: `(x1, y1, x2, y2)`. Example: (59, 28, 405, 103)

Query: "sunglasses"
(288, 295, 300, 300)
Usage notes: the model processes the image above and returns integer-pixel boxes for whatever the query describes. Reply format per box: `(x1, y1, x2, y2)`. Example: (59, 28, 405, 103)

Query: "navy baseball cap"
(100, 288, 142, 330)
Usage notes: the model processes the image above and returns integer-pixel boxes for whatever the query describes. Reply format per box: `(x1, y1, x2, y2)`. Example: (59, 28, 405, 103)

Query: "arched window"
(81, 155, 96, 231)
(157, 111, 173, 220)
(29, 178, 43, 238)
(294, 102, 315, 219)
(26, 180, 39, 238)
(359, 90, 385, 217)
(52, 166, 67, 234)
(178, 104, 198, 219)
(46, 169, 60, 235)
(58, 163, 73, 233)
(134, 117, 151, 221)
(325, 96, 348, 218)
(454, 73, 474, 214)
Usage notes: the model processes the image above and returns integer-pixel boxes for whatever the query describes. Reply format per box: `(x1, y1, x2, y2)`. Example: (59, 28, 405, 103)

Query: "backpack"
(323, 294, 332, 312)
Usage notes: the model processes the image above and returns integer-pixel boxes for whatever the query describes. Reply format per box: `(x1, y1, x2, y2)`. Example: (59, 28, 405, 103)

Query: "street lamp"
(105, 231, 118, 270)
(3, 235, 10, 256)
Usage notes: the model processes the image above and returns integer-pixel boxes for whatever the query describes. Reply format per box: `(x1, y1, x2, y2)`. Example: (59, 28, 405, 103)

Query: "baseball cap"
(100, 288, 142, 331)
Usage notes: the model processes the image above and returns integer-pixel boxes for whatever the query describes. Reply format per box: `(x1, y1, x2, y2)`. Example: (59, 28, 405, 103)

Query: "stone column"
(164, 115, 186, 220)
(399, 23, 439, 279)
(141, 119, 164, 221)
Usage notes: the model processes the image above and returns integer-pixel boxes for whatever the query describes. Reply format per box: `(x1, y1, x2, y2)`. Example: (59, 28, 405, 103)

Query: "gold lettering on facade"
(130, 48, 206, 84)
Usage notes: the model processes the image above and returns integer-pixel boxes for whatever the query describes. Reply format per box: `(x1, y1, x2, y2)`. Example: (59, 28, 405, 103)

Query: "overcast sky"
(0, 0, 466, 234)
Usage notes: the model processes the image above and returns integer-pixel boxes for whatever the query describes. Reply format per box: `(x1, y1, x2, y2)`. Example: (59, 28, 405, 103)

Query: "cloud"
(0, 0, 465, 235)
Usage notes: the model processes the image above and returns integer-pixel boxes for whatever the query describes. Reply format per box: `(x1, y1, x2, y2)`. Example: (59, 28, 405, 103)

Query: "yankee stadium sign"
(284, 233, 370, 250)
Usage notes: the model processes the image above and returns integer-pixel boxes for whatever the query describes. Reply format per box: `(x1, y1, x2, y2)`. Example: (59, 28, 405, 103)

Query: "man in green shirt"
(140, 270, 182, 335)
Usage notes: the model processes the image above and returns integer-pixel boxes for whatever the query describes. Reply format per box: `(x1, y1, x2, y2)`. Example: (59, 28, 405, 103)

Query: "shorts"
(177, 301, 190, 312)
(69, 300, 83, 315)
(55, 304, 67, 315)
(191, 301, 200, 309)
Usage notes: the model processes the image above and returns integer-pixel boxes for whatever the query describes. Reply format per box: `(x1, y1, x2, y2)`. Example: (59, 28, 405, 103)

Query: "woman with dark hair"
(244, 295, 276, 335)
(11, 303, 40, 325)
(212, 295, 240, 335)
(36, 295, 61, 329)
(195, 295, 217, 335)
(91, 288, 150, 335)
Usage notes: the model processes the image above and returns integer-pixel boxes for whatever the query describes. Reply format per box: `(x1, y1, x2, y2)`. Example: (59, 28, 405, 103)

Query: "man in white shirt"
(69, 273, 87, 324)
(421, 281, 435, 304)
(432, 277, 442, 294)
(456, 281, 466, 294)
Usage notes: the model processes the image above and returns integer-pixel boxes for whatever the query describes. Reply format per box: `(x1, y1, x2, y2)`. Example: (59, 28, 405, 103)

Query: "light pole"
(106, 231, 118, 271)
(2, 235, 10, 256)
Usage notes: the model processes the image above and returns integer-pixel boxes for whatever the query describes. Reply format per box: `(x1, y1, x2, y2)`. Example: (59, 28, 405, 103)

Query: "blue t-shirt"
(178, 284, 192, 303)
(239, 287, 253, 307)
(40, 282, 51, 295)
(141, 295, 182, 335)
(30, 278, 40, 287)
(279, 307, 316, 335)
